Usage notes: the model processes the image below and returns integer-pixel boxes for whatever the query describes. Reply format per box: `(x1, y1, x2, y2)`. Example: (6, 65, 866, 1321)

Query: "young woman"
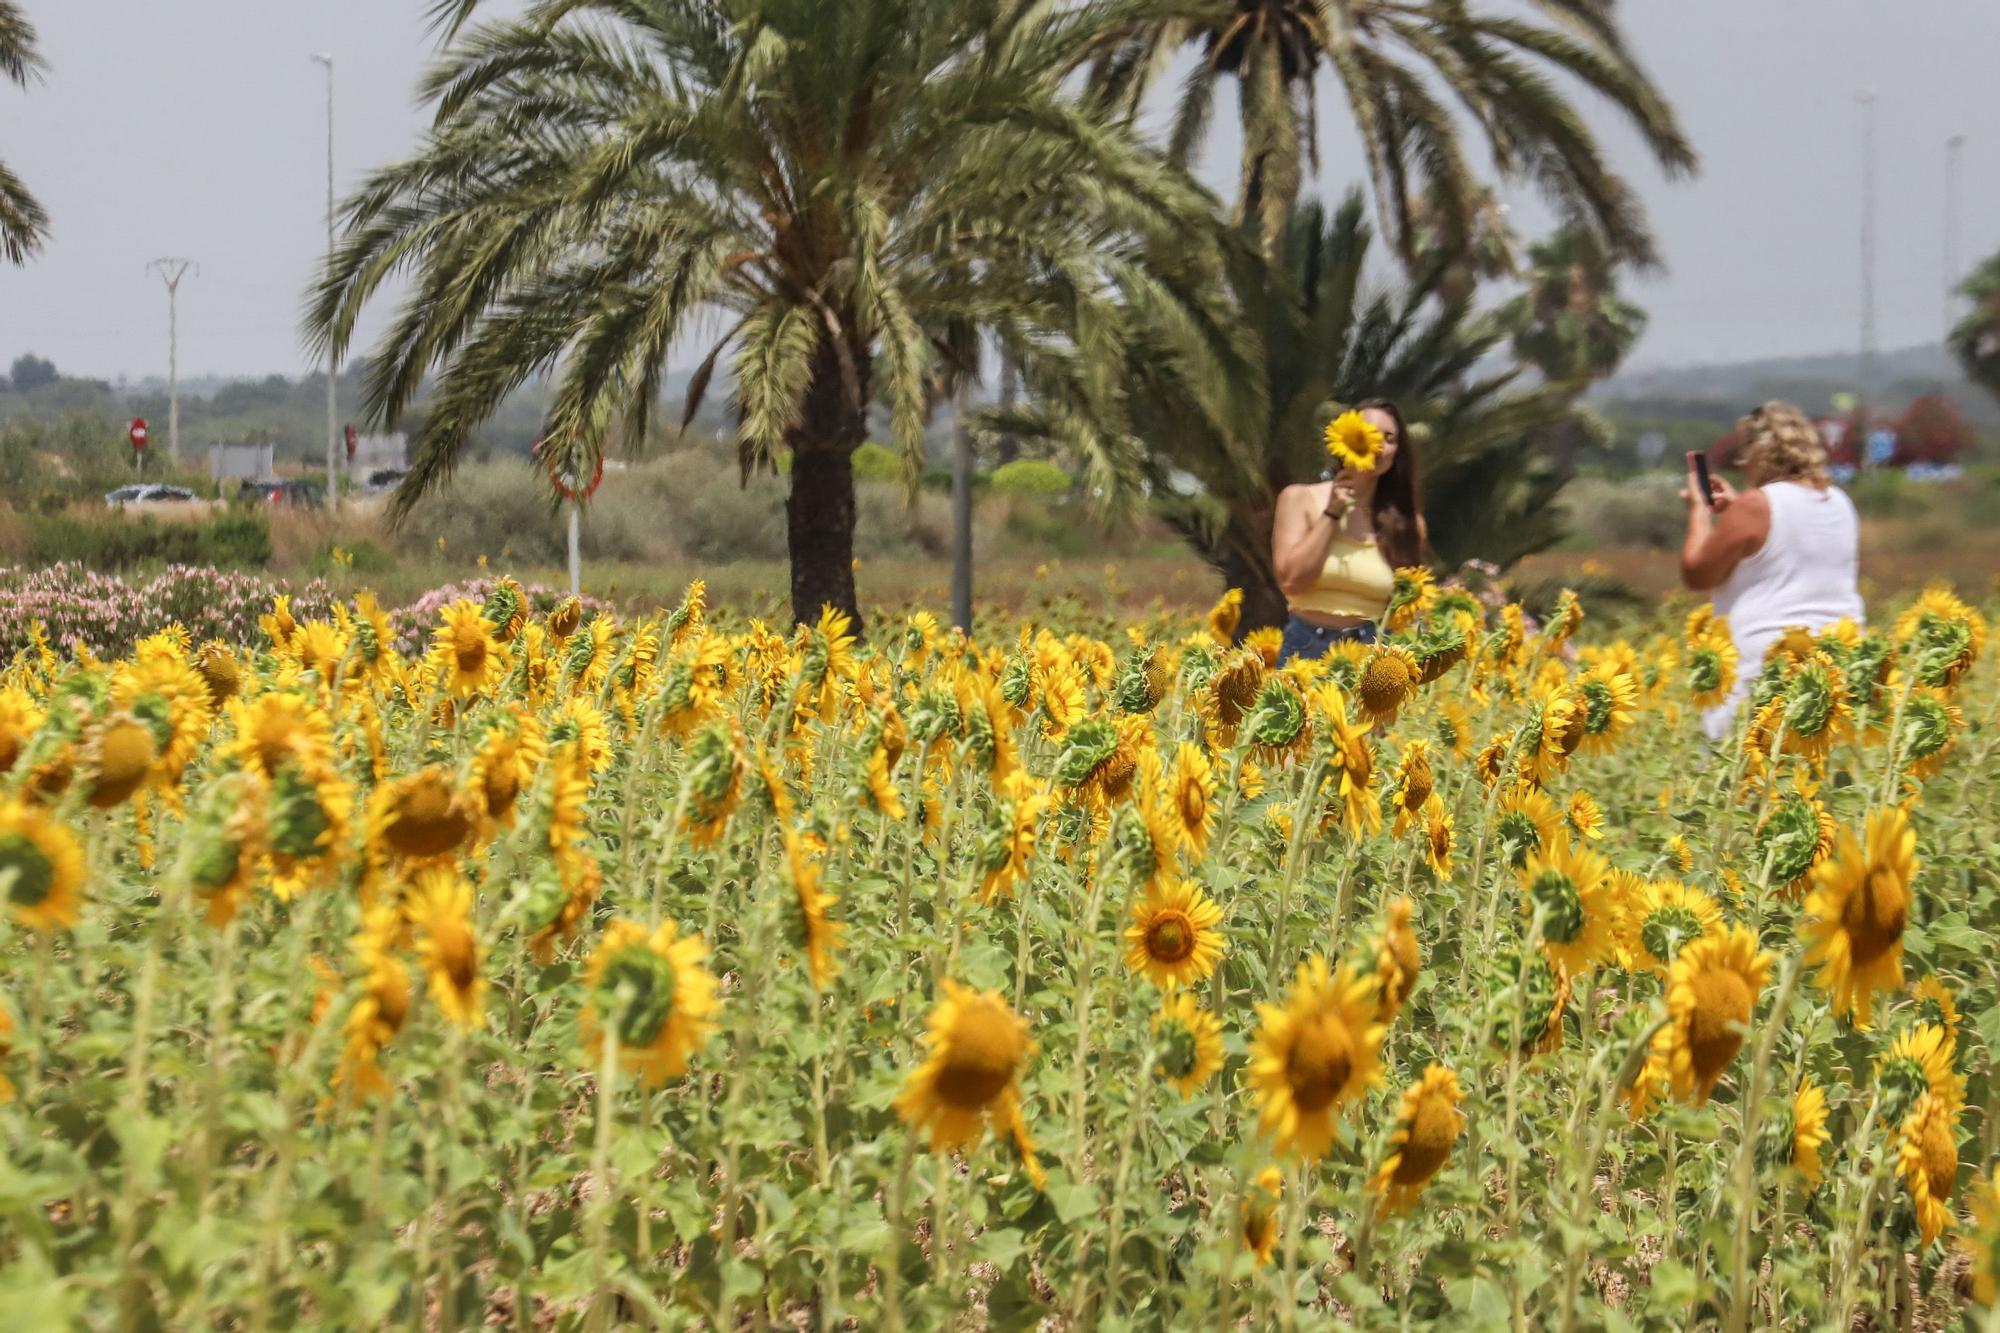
(1269, 399, 1425, 665)
(1681, 401, 1864, 739)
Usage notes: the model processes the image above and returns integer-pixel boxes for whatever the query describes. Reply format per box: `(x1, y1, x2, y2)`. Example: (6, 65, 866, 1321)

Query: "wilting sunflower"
(1876, 1022, 1963, 1128)
(1207, 588, 1244, 645)
(582, 918, 720, 1084)
(1801, 806, 1916, 1028)
(1494, 784, 1562, 869)
(1684, 631, 1740, 709)
(1354, 644, 1420, 727)
(1518, 835, 1616, 975)
(1370, 1064, 1464, 1214)
(895, 980, 1035, 1152)
(782, 830, 842, 989)
(1249, 955, 1385, 1160)
(0, 798, 86, 931)
(431, 600, 503, 701)
(1623, 876, 1720, 975)
(1124, 878, 1226, 990)
(366, 765, 477, 869)
(1240, 1166, 1284, 1267)
(334, 910, 413, 1101)
(1151, 992, 1224, 1096)
(408, 868, 485, 1029)
(1652, 923, 1771, 1104)
(1565, 790, 1605, 841)
(1324, 409, 1384, 472)
(1373, 896, 1420, 1022)
(185, 772, 267, 926)
(1899, 689, 1965, 782)
(1896, 1092, 1960, 1248)
(1165, 743, 1216, 855)
(1388, 741, 1434, 838)
(1423, 799, 1454, 878)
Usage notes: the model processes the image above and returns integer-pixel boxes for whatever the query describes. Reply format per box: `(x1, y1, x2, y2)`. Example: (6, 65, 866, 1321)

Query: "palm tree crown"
(311, 0, 1249, 629)
(1951, 252, 2000, 401)
(1498, 226, 1646, 383)
(0, 0, 50, 264)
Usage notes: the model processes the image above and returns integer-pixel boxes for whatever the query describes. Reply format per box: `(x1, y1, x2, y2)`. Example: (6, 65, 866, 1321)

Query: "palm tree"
(1087, 0, 1695, 265)
(0, 1, 50, 264)
(310, 0, 1251, 630)
(1497, 226, 1646, 383)
(1002, 194, 1591, 632)
(1950, 252, 2000, 400)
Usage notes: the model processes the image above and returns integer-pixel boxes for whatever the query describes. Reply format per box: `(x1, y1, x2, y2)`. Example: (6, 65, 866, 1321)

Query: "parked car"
(104, 484, 152, 505)
(240, 479, 326, 508)
(104, 483, 199, 506)
(363, 468, 408, 495)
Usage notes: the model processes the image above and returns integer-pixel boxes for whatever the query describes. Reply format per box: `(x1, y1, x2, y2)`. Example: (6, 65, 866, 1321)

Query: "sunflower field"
(1, 573, 1997, 1330)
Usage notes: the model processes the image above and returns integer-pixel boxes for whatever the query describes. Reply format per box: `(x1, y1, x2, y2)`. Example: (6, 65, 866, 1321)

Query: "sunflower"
(407, 868, 485, 1029)
(1248, 955, 1385, 1160)
(1164, 742, 1216, 855)
(191, 641, 243, 706)
(1422, 798, 1454, 878)
(334, 909, 413, 1101)
(543, 696, 613, 776)
(186, 772, 267, 927)
(0, 687, 42, 775)
(1207, 588, 1244, 645)
(1896, 1093, 1959, 1248)
(1385, 566, 1438, 633)
(263, 758, 355, 901)
(1389, 741, 1433, 838)
(682, 723, 746, 849)
(1324, 409, 1385, 472)
(226, 691, 335, 780)
(110, 651, 216, 787)
(1574, 665, 1639, 755)
(1474, 732, 1513, 787)
(1684, 631, 1740, 709)
(1652, 923, 1771, 1104)
(1965, 1165, 2000, 1305)
(1625, 879, 1722, 976)
(82, 712, 158, 810)
(1370, 1064, 1464, 1214)
(1912, 975, 1961, 1047)
(977, 771, 1048, 902)
(1755, 787, 1836, 898)
(431, 600, 503, 701)
(0, 998, 14, 1104)
(365, 765, 477, 868)
(0, 798, 86, 931)
(1151, 992, 1224, 1097)
(1432, 699, 1473, 761)
(582, 918, 720, 1084)
(1875, 1022, 1963, 1128)
(1791, 1078, 1831, 1185)
(1899, 689, 1965, 782)
(259, 593, 298, 651)
(1489, 947, 1571, 1055)
(894, 980, 1035, 1152)
(1801, 806, 1916, 1028)
(1775, 655, 1852, 763)
(1373, 896, 1420, 1022)
(1037, 669, 1085, 740)
(467, 716, 543, 833)
(1519, 835, 1616, 975)
(1242, 678, 1312, 766)
(1565, 790, 1605, 841)
(783, 829, 842, 989)
(1355, 644, 1420, 727)
(1243, 626, 1283, 668)
(1494, 784, 1563, 869)
(1124, 878, 1226, 990)
(1318, 694, 1380, 839)
(1665, 832, 1694, 875)
(1521, 686, 1586, 786)
(1240, 1167, 1284, 1267)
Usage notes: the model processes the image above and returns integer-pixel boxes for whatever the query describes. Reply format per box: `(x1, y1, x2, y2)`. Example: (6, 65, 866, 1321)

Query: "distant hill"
(1596, 343, 1997, 427)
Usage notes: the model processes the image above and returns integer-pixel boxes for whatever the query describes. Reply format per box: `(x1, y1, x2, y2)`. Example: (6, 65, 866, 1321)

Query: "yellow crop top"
(1289, 534, 1394, 620)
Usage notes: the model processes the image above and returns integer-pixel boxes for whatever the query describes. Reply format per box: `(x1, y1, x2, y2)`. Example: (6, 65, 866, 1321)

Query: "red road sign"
(345, 423, 359, 459)
(129, 418, 149, 452)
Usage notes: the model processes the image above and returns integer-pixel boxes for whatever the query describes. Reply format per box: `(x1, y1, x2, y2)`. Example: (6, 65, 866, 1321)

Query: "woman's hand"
(1324, 475, 1357, 521)
(1707, 475, 1740, 511)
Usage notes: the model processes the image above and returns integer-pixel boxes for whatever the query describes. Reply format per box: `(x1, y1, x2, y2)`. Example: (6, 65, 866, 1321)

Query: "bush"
(852, 441, 903, 482)
(1846, 469, 1924, 519)
(310, 538, 397, 576)
(987, 458, 1073, 498)
(24, 510, 272, 570)
(1558, 474, 1685, 551)
(0, 563, 333, 659)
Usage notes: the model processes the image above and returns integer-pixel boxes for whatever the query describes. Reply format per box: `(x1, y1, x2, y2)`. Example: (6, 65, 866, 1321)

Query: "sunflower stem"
(1724, 954, 1799, 1333)
(881, 1139, 915, 1332)
(1065, 866, 1108, 1174)
(1095, 1037, 1154, 1320)
(585, 1027, 621, 1333)
(113, 855, 183, 1328)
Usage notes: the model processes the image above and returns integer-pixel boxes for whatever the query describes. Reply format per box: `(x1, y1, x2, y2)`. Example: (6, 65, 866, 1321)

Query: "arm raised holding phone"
(1679, 449, 1768, 591)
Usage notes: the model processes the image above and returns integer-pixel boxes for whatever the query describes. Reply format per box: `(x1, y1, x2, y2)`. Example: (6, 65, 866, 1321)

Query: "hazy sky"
(1, 1, 1996, 380)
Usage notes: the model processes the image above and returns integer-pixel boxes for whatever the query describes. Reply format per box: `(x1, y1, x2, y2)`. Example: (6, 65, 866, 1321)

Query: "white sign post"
(567, 500, 582, 597)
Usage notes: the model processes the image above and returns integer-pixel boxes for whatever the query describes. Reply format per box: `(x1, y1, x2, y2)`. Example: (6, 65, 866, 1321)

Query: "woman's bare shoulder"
(1275, 480, 1326, 509)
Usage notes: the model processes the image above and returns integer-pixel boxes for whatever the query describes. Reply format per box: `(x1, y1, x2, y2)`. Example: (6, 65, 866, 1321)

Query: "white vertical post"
(1945, 134, 1968, 342)
(147, 258, 193, 466)
(568, 503, 582, 596)
(314, 54, 338, 507)
(1856, 90, 1879, 386)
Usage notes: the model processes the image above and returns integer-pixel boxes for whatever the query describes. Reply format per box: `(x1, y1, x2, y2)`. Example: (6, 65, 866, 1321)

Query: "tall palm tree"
(310, 0, 1251, 630)
(1950, 252, 2000, 401)
(0, 1, 50, 264)
(1497, 225, 1645, 383)
(1087, 1, 1696, 265)
(1000, 193, 1591, 632)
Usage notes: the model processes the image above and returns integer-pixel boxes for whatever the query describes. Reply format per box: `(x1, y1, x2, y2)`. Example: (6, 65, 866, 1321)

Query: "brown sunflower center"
(1393, 1096, 1458, 1184)
(1842, 867, 1908, 968)
(0, 726, 23, 773)
(481, 756, 522, 819)
(1178, 779, 1206, 831)
(1146, 912, 1197, 964)
(1285, 1011, 1356, 1114)
(934, 1012, 1020, 1110)
(1686, 967, 1752, 1079)
(454, 626, 488, 677)
(386, 776, 473, 858)
(0, 832, 56, 907)
(88, 719, 157, 808)
(1920, 1115, 1957, 1194)
(437, 925, 479, 990)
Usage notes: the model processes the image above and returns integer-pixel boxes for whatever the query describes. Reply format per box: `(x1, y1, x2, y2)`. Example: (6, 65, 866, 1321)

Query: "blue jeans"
(1276, 615, 1377, 665)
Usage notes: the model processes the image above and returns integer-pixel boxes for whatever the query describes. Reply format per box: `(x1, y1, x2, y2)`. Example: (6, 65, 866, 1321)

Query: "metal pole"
(1857, 90, 1878, 387)
(1946, 134, 1968, 342)
(568, 504, 582, 596)
(147, 258, 193, 466)
(314, 54, 337, 507)
(950, 377, 973, 635)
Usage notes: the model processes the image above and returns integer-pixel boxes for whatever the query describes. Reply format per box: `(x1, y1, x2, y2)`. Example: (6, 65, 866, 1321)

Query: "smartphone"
(1686, 452, 1716, 509)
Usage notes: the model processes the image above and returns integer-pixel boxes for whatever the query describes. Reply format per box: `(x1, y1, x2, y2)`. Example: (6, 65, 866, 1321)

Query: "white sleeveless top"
(1702, 480, 1864, 739)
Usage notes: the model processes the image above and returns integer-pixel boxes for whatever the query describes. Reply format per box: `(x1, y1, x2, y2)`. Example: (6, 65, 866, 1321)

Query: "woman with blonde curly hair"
(1681, 401, 1863, 738)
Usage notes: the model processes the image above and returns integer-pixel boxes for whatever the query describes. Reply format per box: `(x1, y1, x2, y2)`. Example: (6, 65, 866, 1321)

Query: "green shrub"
(852, 441, 903, 482)
(26, 511, 272, 570)
(1558, 475, 1684, 551)
(1847, 469, 1923, 519)
(312, 538, 396, 576)
(988, 459, 1073, 498)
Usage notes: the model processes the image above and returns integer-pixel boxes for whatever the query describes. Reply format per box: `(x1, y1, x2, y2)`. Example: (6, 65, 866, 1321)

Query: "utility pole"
(1857, 90, 1879, 387)
(313, 53, 338, 507)
(146, 258, 194, 466)
(950, 370, 974, 636)
(1946, 134, 1968, 343)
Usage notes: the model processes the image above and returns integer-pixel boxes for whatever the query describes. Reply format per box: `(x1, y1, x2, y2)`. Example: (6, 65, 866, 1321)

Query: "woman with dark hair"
(1270, 398, 1426, 664)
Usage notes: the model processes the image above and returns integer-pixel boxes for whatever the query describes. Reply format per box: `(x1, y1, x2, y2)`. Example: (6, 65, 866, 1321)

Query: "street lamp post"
(312, 53, 337, 507)
(1856, 90, 1878, 387)
(1946, 134, 1968, 342)
(146, 258, 194, 466)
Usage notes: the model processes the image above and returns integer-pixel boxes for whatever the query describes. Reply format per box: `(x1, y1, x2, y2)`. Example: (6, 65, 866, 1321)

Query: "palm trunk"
(1223, 503, 1288, 640)
(785, 335, 868, 632)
